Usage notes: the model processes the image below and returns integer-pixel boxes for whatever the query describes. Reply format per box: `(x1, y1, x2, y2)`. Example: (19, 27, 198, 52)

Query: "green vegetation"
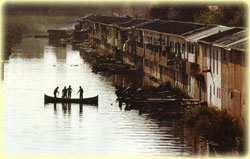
(184, 106, 243, 150)
(148, 3, 246, 27)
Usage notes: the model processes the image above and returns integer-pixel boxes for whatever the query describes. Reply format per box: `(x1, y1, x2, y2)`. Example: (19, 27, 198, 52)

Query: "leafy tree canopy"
(148, 3, 246, 27)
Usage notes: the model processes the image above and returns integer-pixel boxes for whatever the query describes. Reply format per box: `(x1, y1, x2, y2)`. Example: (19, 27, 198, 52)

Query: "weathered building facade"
(76, 15, 247, 125)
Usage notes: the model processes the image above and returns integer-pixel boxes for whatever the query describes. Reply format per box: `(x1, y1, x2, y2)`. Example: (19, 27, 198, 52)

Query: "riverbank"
(184, 106, 245, 154)
(72, 40, 244, 155)
(40, 25, 245, 155)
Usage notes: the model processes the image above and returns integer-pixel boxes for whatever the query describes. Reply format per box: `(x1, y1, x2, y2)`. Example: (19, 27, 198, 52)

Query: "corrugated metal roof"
(225, 37, 248, 47)
(139, 20, 205, 35)
(118, 19, 149, 27)
(199, 28, 244, 43)
(185, 25, 233, 42)
(211, 30, 247, 51)
(229, 40, 248, 51)
(83, 15, 133, 25)
(213, 30, 247, 45)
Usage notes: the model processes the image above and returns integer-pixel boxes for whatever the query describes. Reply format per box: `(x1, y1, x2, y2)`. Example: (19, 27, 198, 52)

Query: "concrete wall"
(205, 46, 222, 108)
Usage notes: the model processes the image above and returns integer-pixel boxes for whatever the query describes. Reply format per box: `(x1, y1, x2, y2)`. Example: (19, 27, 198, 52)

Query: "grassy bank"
(184, 106, 245, 153)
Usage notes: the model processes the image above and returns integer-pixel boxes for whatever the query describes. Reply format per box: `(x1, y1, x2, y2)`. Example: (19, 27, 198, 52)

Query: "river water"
(3, 37, 211, 157)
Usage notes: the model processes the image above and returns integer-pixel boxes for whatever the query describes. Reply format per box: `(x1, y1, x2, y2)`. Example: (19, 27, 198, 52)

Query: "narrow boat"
(44, 94, 98, 105)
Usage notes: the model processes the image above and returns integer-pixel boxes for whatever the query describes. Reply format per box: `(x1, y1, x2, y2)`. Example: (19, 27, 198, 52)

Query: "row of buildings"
(73, 15, 247, 126)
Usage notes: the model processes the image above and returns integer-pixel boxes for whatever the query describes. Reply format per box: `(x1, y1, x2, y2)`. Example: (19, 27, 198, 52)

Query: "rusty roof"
(213, 30, 247, 46)
(210, 30, 247, 51)
(229, 39, 248, 51)
(118, 19, 150, 27)
(185, 25, 233, 43)
(82, 15, 133, 25)
(138, 20, 205, 35)
(199, 28, 244, 43)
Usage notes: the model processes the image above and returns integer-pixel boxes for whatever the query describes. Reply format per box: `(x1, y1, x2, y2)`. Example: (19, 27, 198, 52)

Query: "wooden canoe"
(44, 94, 98, 105)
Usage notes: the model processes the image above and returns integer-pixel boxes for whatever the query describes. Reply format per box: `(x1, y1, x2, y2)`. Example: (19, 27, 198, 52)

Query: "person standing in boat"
(53, 86, 59, 98)
(62, 86, 67, 98)
(67, 85, 73, 98)
(77, 86, 84, 99)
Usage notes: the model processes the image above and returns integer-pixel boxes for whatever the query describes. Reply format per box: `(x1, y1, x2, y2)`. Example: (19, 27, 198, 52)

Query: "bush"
(184, 106, 242, 147)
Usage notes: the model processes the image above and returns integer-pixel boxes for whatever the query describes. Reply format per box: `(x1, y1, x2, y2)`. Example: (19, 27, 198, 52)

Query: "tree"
(148, 5, 170, 20)
(148, 4, 208, 22)
(147, 3, 246, 27)
(193, 4, 246, 27)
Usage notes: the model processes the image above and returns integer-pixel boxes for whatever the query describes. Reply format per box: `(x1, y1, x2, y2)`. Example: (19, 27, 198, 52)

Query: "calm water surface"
(3, 37, 209, 157)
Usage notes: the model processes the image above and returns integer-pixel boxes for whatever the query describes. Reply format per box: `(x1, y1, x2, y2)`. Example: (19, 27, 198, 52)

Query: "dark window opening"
(223, 49, 226, 61)
(230, 50, 233, 62)
(216, 50, 218, 75)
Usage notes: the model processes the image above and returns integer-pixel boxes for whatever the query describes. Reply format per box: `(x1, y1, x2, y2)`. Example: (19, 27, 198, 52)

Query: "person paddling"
(67, 85, 73, 98)
(77, 86, 84, 99)
(53, 86, 59, 98)
(62, 86, 67, 98)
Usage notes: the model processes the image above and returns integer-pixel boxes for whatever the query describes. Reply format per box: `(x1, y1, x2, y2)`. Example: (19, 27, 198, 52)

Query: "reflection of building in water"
(157, 119, 209, 155)
(43, 45, 66, 65)
(54, 46, 67, 60)
(12, 38, 46, 59)
(49, 39, 66, 47)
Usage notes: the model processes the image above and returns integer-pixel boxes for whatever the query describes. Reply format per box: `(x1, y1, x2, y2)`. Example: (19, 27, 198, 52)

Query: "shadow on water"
(49, 102, 95, 117)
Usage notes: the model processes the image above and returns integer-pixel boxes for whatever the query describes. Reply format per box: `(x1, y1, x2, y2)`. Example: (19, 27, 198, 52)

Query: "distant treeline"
(147, 3, 247, 27)
(5, 2, 247, 27)
(4, 3, 148, 17)
(3, 15, 77, 59)
(5, 4, 91, 16)
(4, 23, 23, 59)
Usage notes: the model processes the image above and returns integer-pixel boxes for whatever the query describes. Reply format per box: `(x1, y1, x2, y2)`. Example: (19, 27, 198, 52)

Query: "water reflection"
(3, 37, 211, 156)
(11, 38, 46, 59)
(54, 46, 67, 60)
(52, 103, 86, 117)
(49, 39, 66, 47)
(80, 103, 83, 114)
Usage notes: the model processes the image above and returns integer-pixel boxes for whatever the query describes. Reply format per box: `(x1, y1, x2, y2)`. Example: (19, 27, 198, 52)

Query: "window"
(213, 50, 215, 73)
(210, 85, 212, 99)
(182, 44, 185, 54)
(210, 48, 212, 70)
(213, 86, 215, 95)
(173, 42, 175, 52)
(188, 76, 191, 92)
(195, 46, 200, 54)
(223, 49, 226, 61)
(230, 50, 233, 62)
(219, 88, 221, 98)
(216, 49, 218, 75)
(217, 88, 218, 98)
(242, 52, 245, 65)
(204, 46, 207, 57)
(162, 51, 166, 56)
(175, 43, 178, 53)
(161, 36, 163, 45)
